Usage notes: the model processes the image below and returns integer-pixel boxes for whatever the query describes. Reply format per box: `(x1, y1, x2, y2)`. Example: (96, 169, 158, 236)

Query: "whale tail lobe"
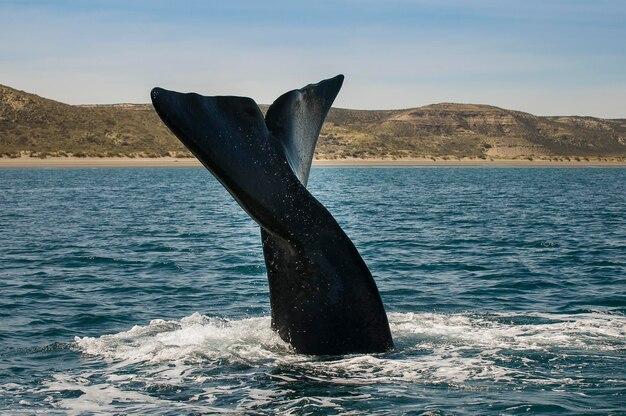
(265, 74, 343, 185)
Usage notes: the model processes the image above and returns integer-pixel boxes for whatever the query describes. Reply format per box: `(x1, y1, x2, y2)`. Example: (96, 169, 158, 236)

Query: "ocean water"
(0, 166, 624, 415)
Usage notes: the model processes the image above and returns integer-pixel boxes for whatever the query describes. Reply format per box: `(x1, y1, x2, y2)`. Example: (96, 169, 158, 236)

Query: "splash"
(76, 313, 291, 364)
(16, 311, 623, 414)
(74, 311, 625, 384)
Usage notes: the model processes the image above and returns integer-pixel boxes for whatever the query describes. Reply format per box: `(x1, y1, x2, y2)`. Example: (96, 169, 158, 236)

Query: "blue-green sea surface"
(0, 167, 624, 415)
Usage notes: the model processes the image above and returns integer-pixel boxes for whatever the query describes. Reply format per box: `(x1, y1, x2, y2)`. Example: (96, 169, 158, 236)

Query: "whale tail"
(151, 76, 393, 355)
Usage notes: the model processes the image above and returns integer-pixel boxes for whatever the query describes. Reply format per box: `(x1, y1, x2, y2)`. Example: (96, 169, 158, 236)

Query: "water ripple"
(1, 167, 625, 414)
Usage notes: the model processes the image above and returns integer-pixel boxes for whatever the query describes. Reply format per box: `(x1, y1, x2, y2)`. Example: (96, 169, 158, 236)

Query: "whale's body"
(151, 75, 393, 355)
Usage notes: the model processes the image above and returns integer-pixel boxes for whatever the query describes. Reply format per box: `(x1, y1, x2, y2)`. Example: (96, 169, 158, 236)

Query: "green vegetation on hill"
(316, 104, 626, 160)
(0, 84, 187, 158)
(1, 83, 625, 160)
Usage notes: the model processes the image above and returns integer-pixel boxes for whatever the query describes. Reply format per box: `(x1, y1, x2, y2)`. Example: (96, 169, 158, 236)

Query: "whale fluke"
(151, 76, 393, 355)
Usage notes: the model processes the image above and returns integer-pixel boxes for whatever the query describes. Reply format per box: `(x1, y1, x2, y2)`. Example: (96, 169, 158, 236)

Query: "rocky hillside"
(1, 83, 625, 159)
(0, 84, 185, 157)
(317, 104, 626, 160)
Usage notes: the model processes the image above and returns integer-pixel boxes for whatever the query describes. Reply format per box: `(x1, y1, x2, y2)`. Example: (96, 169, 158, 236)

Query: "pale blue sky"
(1, 0, 625, 117)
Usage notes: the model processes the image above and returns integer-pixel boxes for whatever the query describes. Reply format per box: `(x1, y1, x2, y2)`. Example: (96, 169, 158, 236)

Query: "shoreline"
(1, 156, 625, 168)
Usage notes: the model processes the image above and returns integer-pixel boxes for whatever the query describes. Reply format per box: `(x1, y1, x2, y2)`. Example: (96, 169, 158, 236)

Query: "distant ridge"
(1, 83, 625, 160)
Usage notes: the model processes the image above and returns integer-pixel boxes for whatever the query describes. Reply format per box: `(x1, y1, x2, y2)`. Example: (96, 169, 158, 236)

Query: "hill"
(0, 84, 185, 158)
(1, 83, 625, 160)
(316, 104, 626, 160)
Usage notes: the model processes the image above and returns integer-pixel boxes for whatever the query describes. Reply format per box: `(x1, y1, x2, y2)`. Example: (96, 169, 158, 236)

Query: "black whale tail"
(151, 76, 393, 355)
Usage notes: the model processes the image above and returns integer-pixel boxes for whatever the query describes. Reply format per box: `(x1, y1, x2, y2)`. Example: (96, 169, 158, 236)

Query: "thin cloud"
(0, 1, 624, 117)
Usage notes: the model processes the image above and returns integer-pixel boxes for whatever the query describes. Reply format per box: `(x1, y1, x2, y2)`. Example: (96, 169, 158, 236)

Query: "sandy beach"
(0, 156, 625, 168)
(0, 156, 203, 168)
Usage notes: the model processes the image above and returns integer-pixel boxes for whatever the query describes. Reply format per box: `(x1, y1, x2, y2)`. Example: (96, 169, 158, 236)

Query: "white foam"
(72, 311, 625, 385)
(75, 312, 291, 364)
(36, 311, 625, 413)
(388, 311, 626, 352)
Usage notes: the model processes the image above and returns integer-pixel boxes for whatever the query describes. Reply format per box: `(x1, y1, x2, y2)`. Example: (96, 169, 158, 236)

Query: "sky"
(1, 0, 625, 118)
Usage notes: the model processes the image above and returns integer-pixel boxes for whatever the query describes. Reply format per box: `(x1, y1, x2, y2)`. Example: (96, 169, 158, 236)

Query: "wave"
(7, 311, 624, 414)
(74, 311, 625, 384)
(76, 314, 290, 364)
